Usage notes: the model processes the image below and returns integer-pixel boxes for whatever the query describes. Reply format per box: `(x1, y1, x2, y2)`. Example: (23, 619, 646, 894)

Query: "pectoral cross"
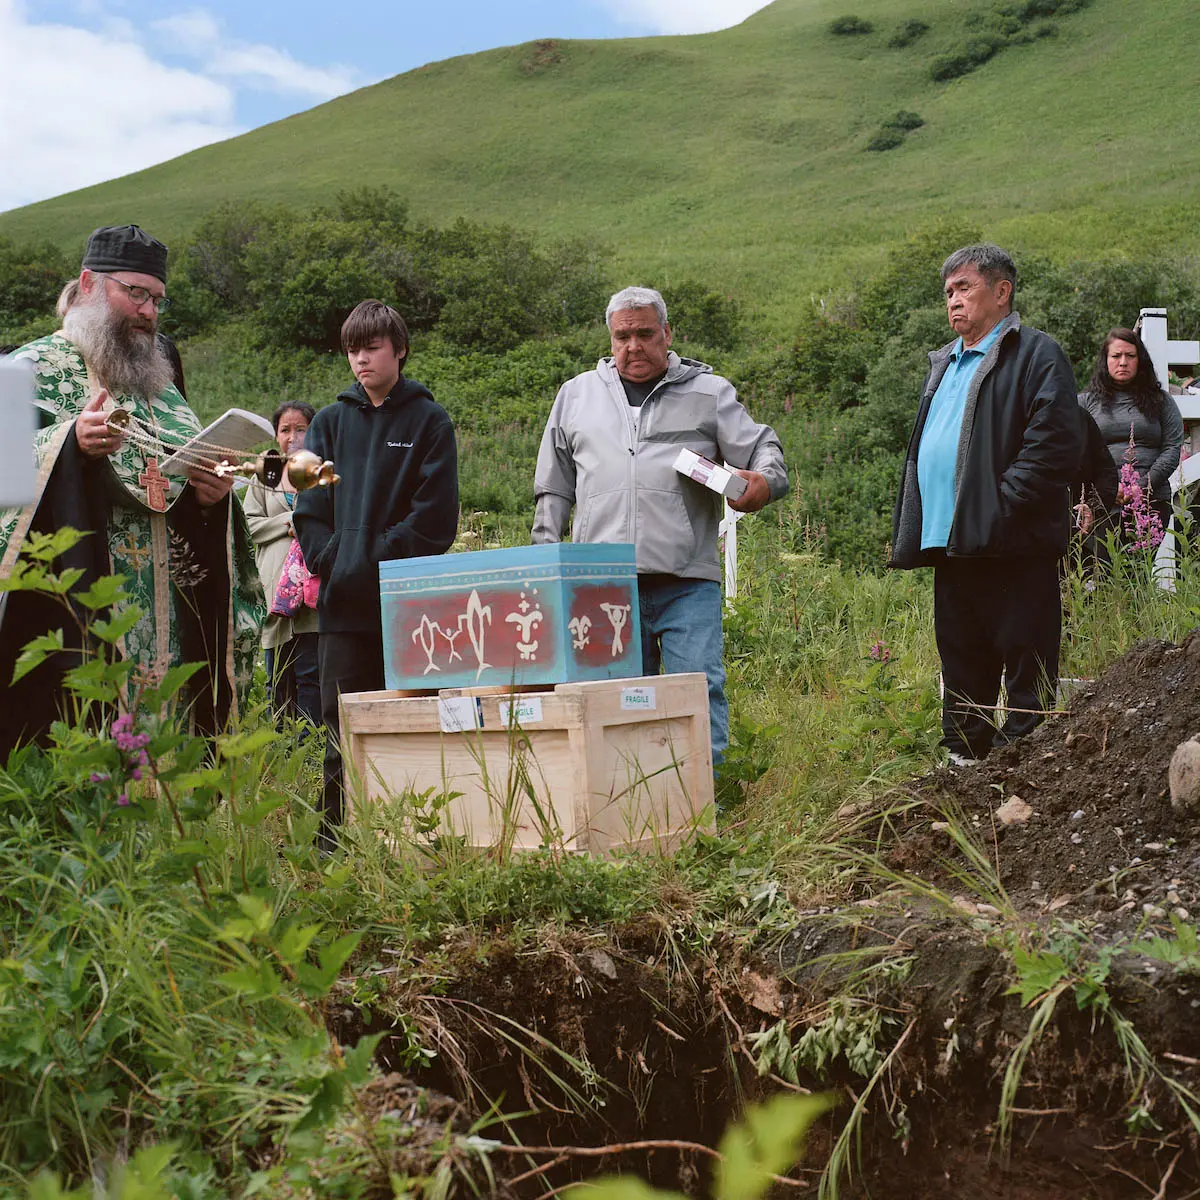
(139, 458, 169, 513)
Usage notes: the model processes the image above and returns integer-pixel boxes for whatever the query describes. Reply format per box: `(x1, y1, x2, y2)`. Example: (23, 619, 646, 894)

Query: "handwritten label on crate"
(499, 697, 544, 727)
(620, 686, 656, 712)
(438, 695, 483, 733)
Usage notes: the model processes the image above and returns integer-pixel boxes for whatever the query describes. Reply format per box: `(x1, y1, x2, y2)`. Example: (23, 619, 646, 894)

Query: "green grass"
(2, 0, 1198, 329)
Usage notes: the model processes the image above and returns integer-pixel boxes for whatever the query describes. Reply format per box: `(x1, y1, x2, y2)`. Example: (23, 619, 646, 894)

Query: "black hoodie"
(294, 377, 458, 634)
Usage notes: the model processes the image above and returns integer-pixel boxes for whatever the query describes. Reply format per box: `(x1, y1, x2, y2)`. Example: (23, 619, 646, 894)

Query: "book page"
(160, 408, 275, 475)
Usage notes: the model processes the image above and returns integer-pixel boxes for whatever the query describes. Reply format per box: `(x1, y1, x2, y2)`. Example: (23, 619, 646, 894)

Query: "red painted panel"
(388, 586, 561, 682)
(568, 584, 638, 669)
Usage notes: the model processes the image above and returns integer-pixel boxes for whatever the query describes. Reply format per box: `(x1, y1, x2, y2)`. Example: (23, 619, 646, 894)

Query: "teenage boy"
(295, 300, 459, 850)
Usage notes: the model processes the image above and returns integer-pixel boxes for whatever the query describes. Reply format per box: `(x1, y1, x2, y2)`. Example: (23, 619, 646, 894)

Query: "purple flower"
(90, 772, 110, 784)
(1118, 461, 1164, 551)
(869, 639, 891, 663)
(116, 793, 130, 807)
(130, 767, 143, 782)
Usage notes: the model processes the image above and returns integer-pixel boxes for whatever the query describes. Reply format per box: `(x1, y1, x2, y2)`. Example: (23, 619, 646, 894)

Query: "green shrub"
(856, 219, 982, 337)
(662, 279, 743, 350)
(886, 110, 925, 131)
(888, 18, 930, 47)
(0, 236, 72, 336)
(929, 34, 1006, 80)
(867, 128, 905, 152)
(168, 191, 611, 354)
(787, 307, 880, 409)
(829, 15, 873, 35)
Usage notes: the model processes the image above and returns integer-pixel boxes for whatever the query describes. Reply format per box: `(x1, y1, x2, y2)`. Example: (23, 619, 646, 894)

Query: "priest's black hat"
(81, 225, 168, 283)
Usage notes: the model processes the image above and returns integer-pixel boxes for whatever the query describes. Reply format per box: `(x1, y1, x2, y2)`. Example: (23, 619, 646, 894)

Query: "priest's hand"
(76, 390, 127, 459)
(189, 463, 235, 511)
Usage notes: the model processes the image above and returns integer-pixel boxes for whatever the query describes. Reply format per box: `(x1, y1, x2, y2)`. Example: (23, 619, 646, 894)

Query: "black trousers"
(265, 633, 322, 730)
(933, 555, 1061, 760)
(318, 628, 384, 846)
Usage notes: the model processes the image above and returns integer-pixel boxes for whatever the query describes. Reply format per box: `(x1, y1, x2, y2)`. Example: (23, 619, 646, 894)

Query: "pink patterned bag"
(270, 539, 319, 616)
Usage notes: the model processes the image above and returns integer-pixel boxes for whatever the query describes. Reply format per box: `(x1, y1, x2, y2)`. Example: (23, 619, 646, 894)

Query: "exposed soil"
(890, 630, 1200, 931)
(332, 632, 1200, 1197)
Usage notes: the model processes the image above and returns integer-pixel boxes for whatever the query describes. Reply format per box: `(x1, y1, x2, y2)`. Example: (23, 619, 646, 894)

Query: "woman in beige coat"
(244, 402, 320, 728)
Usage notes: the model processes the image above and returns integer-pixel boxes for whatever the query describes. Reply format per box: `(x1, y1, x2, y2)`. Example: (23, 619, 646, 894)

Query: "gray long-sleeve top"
(1078, 389, 1185, 503)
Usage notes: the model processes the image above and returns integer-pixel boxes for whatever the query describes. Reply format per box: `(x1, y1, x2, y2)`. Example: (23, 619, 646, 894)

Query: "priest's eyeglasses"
(103, 275, 172, 313)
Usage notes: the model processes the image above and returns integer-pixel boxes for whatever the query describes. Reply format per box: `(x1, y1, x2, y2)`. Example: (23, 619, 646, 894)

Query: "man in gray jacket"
(532, 286, 788, 764)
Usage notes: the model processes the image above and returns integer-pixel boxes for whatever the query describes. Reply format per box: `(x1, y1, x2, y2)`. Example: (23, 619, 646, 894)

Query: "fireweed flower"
(111, 712, 151, 753)
(1119, 462, 1164, 551)
(1118, 424, 1165, 551)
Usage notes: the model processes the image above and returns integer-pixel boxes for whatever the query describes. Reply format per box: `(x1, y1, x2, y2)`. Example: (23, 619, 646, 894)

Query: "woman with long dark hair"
(243, 401, 321, 731)
(1078, 327, 1184, 535)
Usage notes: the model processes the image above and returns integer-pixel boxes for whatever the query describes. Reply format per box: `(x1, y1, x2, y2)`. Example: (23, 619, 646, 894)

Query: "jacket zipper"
(627, 373, 673, 547)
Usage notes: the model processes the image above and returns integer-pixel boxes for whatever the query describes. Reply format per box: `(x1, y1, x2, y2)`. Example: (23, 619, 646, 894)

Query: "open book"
(160, 408, 275, 475)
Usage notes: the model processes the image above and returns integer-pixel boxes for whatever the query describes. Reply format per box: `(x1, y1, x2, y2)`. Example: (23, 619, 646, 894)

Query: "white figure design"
(411, 614, 443, 675)
(458, 589, 493, 679)
(437, 624, 464, 663)
(568, 614, 592, 650)
(599, 602, 632, 657)
(505, 594, 544, 662)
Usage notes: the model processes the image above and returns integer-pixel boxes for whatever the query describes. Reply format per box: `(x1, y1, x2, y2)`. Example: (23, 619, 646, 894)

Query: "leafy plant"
(828, 16, 873, 36)
(887, 19, 930, 47)
(866, 128, 904, 153)
(571, 1093, 833, 1200)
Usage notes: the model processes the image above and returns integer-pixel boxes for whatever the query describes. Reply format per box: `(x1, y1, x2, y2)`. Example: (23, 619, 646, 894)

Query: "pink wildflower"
(89, 772, 109, 783)
(112, 712, 150, 753)
(116, 793, 129, 807)
(1118, 461, 1164, 551)
(131, 767, 143, 782)
(869, 639, 891, 663)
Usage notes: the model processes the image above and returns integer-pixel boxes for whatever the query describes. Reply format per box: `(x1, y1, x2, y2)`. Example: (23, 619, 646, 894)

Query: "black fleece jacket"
(294, 377, 459, 633)
(890, 313, 1084, 568)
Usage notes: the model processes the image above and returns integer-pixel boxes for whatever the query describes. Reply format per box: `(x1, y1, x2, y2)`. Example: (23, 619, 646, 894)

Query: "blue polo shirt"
(917, 322, 1004, 550)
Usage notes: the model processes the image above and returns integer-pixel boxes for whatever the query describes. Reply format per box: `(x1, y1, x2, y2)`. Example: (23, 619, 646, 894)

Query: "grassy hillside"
(2, 0, 1198, 325)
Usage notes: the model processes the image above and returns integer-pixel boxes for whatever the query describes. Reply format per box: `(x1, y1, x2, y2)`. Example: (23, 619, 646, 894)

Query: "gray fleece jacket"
(532, 352, 788, 580)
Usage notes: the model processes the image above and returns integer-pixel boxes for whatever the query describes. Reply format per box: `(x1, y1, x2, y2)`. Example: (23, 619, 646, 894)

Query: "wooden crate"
(339, 673, 715, 854)
(378, 543, 642, 691)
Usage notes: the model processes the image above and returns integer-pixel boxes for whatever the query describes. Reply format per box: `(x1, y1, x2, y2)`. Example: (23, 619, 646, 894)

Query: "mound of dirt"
(890, 631, 1200, 933)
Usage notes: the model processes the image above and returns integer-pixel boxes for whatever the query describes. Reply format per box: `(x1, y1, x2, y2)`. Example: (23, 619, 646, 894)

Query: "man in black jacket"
(295, 300, 459, 848)
(890, 244, 1083, 765)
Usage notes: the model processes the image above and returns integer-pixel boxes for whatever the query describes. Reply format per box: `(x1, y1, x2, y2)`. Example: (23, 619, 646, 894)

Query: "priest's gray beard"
(62, 286, 173, 399)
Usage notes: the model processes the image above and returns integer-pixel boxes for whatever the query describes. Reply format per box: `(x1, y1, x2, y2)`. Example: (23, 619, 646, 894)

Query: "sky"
(0, 0, 773, 215)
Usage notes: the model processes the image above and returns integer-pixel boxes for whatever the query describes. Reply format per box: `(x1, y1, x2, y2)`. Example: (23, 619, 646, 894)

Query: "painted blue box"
(379, 543, 642, 691)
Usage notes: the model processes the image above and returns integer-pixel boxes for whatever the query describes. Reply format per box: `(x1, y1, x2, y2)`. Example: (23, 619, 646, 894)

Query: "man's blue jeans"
(638, 576, 727, 763)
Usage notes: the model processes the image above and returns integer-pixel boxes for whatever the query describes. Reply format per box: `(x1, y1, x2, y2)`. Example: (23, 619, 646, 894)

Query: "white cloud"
(152, 8, 360, 100)
(205, 44, 358, 99)
(0, 1, 238, 211)
(596, 0, 772, 35)
(152, 10, 222, 50)
(0, 1, 361, 213)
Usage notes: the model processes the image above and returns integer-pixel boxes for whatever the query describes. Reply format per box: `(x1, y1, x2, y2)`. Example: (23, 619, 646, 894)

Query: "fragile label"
(620, 686, 656, 712)
(438, 695, 483, 733)
(499, 697, 544, 727)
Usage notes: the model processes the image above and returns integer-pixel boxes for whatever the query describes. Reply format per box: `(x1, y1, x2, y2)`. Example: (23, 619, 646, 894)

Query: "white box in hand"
(673, 448, 748, 500)
(0, 359, 37, 508)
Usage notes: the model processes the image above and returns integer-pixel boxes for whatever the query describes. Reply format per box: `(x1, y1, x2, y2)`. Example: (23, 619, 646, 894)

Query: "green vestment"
(0, 332, 264, 727)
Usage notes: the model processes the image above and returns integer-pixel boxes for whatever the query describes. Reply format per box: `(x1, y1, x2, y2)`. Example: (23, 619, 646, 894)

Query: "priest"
(0, 225, 264, 752)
